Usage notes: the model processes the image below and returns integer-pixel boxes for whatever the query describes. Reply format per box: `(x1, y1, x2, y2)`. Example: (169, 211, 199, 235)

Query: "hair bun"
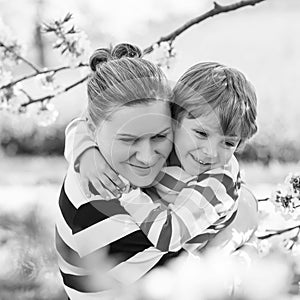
(89, 48, 112, 71)
(112, 43, 142, 59)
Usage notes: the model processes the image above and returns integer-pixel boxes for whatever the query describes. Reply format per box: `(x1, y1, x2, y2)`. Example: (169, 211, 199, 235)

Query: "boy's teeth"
(195, 158, 207, 164)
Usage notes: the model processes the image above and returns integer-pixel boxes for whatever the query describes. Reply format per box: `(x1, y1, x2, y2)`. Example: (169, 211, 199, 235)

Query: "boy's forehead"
(184, 113, 240, 139)
(189, 112, 221, 130)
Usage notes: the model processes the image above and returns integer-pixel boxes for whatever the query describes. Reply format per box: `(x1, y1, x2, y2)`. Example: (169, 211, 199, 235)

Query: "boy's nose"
(202, 145, 218, 159)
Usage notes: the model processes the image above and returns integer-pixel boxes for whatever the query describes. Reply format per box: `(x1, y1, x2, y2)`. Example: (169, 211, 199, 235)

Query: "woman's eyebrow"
(117, 127, 172, 138)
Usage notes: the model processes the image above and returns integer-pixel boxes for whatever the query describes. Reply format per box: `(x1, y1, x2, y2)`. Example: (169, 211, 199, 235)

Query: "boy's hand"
(78, 148, 126, 199)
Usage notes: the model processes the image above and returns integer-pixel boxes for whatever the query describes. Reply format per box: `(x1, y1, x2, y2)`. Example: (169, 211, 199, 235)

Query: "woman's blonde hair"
(87, 43, 172, 126)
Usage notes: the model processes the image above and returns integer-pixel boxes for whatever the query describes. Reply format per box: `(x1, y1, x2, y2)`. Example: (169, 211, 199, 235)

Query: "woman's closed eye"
(151, 134, 168, 141)
(118, 134, 167, 143)
(118, 137, 140, 143)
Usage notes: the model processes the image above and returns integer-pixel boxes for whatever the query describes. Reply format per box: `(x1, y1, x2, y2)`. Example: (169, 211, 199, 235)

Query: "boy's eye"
(194, 130, 208, 138)
(224, 141, 236, 148)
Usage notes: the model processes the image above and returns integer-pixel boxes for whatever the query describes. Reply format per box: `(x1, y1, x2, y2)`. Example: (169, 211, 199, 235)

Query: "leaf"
(53, 41, 63, 49)
(41, 23, 55, 33)
(61, 46, 69, 55)
(63, 13, 73, 23)
(67, 26, 77, 34)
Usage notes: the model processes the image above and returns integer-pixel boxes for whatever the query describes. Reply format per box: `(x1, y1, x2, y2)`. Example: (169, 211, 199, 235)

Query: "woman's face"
(95, 101, 173, 187)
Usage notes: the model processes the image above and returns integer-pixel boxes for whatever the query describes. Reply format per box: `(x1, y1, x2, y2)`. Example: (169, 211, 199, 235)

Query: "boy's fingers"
(90, 179, 111, 200)
(80, 177, 91, 198)
(101, 175, 121, 198)
(106, 170, 126, 191)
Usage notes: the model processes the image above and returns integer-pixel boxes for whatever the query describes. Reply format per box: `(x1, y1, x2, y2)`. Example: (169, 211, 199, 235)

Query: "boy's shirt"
(64, 112, 97, 173)
(65, 116, 241, 253)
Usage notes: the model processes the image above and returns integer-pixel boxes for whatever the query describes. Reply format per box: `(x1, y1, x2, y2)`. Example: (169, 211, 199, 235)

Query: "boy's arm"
(182, 156, 241, 251)
(64, 113, 126, 198)
(64, 113, 97, 170)
(120, 158, 241, 253)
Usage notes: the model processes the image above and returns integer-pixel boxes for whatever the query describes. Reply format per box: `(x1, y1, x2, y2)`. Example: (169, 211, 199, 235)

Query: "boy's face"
(173, 111, 240, 175)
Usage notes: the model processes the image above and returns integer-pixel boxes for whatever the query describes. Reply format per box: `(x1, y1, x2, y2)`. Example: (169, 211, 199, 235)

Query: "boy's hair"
(87, 43, 173, 126)
(172, 62, 257, 142)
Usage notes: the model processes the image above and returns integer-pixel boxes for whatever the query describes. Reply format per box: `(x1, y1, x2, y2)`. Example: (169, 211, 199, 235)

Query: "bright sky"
(0, 0, 213, 41)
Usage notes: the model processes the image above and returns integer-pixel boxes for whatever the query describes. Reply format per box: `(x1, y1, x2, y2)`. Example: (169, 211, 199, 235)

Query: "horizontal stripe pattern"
(61, 118, 244, 299)
(56, 170, 184, 299)
(120, 156, 241, 253)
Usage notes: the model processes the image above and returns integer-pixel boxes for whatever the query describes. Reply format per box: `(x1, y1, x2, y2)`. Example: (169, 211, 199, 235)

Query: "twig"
(0, 63, 88, 90)
(143, 0, 266, 54)
(0, 0, 267, 105)
(258, 198, 270, 202)
(258, 224, 300, 240)
(289, 227, 300, 250)
(20, 75, 89, 107)
(0, 42, 40, 73)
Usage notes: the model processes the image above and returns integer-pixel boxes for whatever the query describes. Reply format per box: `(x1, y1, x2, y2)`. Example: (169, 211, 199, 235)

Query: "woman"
(56, 44, 257, 300)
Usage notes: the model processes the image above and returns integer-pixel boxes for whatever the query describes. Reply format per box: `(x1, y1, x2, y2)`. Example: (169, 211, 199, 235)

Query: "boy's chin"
(182, 161, 210, 176)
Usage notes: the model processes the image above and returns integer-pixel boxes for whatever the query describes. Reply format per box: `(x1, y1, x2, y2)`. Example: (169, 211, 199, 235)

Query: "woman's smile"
(96, 101, 173, 186)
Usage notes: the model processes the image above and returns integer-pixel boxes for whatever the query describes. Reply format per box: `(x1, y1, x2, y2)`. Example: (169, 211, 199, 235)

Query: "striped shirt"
(123, 158, 241, 253)
(64, 116, 241, 252)
(56, 167, 184, 299)
(57, 116, 241, 298)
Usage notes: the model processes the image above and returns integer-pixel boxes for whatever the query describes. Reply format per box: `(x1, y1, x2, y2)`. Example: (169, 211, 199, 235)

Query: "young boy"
(65, 62, 257, 253)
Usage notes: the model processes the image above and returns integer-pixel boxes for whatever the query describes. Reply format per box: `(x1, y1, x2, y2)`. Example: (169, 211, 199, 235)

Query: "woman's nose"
(135, 140, 156, 165)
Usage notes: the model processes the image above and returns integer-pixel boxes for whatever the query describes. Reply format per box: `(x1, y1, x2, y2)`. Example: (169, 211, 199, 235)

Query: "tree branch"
(0, 63, 88, 90)
(143, 0, 267, 54)
(257, 224, 300, 240)
(0, 42, 40, 73)
(1, 0, 268, 107)
(21, 75, 89, 108)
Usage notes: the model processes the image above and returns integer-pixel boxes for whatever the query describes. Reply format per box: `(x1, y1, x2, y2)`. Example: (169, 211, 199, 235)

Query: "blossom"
(268, 173, 300, 220)
(36, 71, 60, 91)
(148, 42, 177, 69)
(34, 103, 59, 127)
(0, 18, 25, 69)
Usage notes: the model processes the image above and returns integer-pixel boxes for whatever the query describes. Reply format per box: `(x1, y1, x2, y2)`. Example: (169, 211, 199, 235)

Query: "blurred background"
(0, 0, 299, 299)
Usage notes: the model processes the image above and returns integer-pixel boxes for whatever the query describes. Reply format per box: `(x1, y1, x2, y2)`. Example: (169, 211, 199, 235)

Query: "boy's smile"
(173, 112, 240, 176)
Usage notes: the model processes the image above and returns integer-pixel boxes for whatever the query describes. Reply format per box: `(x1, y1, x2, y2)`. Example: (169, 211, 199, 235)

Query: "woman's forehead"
(100, 101, 172, 136)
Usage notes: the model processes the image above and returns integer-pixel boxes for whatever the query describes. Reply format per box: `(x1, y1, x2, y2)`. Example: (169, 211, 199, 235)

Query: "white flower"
(147, 42, 176, 69)
(34, 103, 59, 127)
(7, 94, 28, 113)
(0, 69, 12, 87)
(0, 18, 25, 68)
(36, 71, 61, 92)
(257, 239, 272, 255)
